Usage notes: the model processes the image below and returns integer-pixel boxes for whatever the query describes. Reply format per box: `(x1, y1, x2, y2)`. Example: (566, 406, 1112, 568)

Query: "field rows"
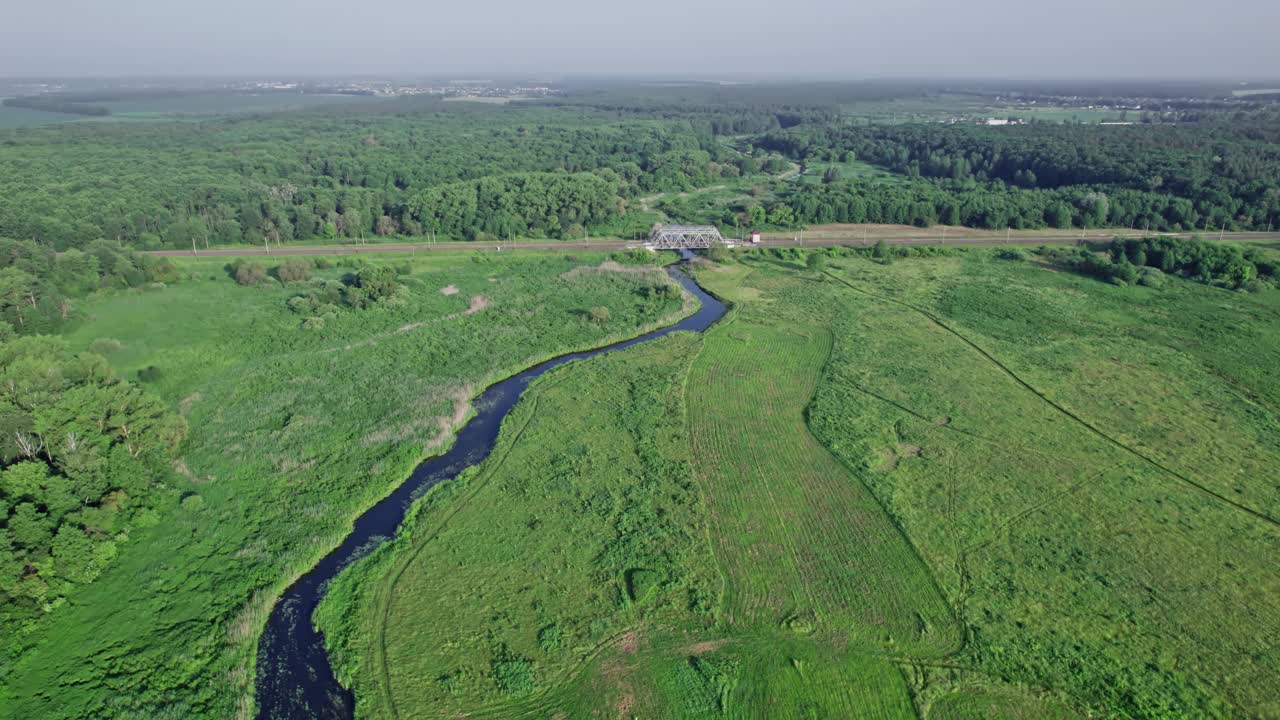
(687, 318, 959, 657)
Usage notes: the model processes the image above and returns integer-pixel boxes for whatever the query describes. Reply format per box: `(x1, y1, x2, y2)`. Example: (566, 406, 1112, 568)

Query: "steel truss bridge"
(645, 224, 727, 249)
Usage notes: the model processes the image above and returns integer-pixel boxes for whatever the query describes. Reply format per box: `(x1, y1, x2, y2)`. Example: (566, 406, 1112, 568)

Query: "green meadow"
(312, 241, 1280, 718)
(0, 250, 688, 719)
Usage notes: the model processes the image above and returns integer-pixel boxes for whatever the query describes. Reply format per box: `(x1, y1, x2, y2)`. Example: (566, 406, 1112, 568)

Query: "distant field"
(442, 96, 512, 104)
(102, 92, 381, 117)
(0, 91, 383, 127)
(837, 92, 1134, 124)
(0, 104, 82, 128)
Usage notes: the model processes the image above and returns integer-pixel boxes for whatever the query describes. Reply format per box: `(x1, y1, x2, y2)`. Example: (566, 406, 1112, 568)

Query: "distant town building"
(750, 230, 762, 244)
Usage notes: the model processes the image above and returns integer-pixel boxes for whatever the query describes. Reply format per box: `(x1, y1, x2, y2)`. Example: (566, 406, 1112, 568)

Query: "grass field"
(11, 240, 1277, 718)
(316, 243, 1279, 719)
(802, 248, 1280, 718)
(0, 251, 689, 719)
(0, 92, 383, 128)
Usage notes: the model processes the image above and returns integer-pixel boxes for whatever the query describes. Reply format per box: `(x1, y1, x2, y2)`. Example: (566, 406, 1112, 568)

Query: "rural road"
(144, 229, 1280, 258)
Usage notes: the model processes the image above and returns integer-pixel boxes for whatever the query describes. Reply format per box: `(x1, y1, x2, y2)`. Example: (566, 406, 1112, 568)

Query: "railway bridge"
(645, 224, 728, 249)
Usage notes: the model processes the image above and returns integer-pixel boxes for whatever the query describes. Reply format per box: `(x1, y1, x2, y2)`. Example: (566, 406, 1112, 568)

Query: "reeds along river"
(254, 257, 726, 719)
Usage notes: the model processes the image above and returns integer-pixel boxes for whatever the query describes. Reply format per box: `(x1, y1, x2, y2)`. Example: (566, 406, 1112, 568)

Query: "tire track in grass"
(824, 268, 1280, 532)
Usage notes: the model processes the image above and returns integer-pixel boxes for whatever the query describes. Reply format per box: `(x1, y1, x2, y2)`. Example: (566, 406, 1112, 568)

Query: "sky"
(2, 0, 1277, 79)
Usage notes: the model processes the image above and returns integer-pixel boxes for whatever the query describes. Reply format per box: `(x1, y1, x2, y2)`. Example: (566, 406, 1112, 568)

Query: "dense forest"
(757, 115, 1280, 231)
(1, 89, 1279, 249)
(0, 106, 775, 248)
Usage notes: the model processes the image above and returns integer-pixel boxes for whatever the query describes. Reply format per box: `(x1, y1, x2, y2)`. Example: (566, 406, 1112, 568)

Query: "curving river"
(254, 258, 726, 719)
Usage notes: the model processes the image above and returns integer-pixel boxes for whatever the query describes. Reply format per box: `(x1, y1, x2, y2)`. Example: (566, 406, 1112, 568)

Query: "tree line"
(2, 97, 111, 117)
(0, 239, 178, 335)
(1049, 236, 1277, 290)
(756, 120, 1280, 230)
(0, 109, 771, 250)
(0, 336, 187, 651)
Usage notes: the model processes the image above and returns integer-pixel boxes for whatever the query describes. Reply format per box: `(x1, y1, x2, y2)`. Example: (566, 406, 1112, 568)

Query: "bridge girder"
(646, 224, 726, 249)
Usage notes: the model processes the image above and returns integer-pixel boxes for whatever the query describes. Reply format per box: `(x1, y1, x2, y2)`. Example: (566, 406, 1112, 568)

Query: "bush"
(137, 365, 164, 383)
(589, 306, 611, 324)
(89, 338, 123, 354)
(234, 263, 268, 286)
(996, 248, 1025, 261)
(275, 258, 313, 283)
(1137, 266, 1166, 288)
(491, 656, 535, 697)
(806, 251, 828, 271)
(537, 624, 562, 653)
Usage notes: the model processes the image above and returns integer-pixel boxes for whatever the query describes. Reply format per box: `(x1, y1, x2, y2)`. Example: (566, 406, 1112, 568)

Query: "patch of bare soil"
(876, 443, 924, 472)
(439, 285, 459, 295)
(447, 295, 491, 319)
(619, 630, 640, 654)
(178, 392, 202, 416)
(686, 639, 730, 655)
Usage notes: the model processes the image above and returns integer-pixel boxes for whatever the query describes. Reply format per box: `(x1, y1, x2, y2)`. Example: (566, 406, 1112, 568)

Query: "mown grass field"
(0, 250, 688, 719)
(804, 249, 1280, 718)
(318, 242, 1280, 719)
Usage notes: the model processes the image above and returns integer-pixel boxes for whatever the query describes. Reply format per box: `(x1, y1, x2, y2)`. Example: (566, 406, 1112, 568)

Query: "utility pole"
(192, 236, 198, 256)
(941, 226, 947, 245)
(1220, 222, 1225, 241)
(1006, 226, 1010, 245)
(863, 226, 868, 246)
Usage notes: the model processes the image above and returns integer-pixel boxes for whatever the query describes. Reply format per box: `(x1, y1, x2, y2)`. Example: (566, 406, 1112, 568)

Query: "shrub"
(996, 248, 1025, 261)
(537, 624, 562, 653)
(275, 258, 313, 283)
(89, 338, 123, 354)
(806, 251, 828, 271)
(234, 263, 268, 286)
(137, 365, 164, 383)
(491, 657, 535, 697)
(1137, 266, 1166, 288)
(589, 306, 611, 324)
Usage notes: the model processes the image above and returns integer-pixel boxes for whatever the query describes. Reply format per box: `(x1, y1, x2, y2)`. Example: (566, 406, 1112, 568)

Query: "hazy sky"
(2, 0, 1276, 78)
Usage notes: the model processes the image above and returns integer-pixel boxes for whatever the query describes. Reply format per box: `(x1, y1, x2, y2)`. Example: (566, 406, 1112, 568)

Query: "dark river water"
(254, 259, 726, 719)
